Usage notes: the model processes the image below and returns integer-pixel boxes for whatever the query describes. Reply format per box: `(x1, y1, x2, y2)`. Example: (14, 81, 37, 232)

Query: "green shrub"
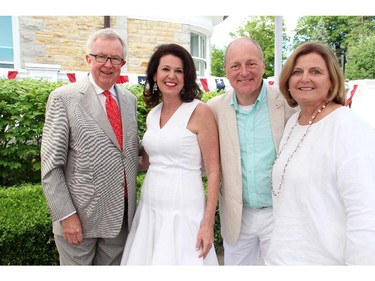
(0, 184, 59, 265)
(201, 89, 225, 103)
(123, 84, 148, 139)
(0, 79, 66, 186)
(0, 175, 220, 265)
(202, 176, 223, 249)
(0, 173, 146, 265)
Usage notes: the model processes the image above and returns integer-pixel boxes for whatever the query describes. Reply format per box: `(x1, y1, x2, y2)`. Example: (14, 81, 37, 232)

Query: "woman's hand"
(196, 222, 214, 259)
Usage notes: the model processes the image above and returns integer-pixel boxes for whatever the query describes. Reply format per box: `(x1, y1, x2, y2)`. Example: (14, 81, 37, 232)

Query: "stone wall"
(127, 18, 190, 74)
(18, 16, 106, 71)
(17, 16, 191, 75)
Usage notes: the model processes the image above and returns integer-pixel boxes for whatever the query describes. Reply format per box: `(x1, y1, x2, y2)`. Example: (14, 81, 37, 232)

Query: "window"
(190, 32, 207, 77)
(0, 16, 14, 68)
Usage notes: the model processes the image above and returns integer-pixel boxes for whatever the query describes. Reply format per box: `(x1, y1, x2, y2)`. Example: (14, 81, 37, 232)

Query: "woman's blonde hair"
(279, 42, 346, 107)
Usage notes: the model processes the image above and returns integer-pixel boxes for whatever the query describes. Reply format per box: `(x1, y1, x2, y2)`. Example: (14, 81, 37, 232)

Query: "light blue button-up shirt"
(231, 81, 276, 209)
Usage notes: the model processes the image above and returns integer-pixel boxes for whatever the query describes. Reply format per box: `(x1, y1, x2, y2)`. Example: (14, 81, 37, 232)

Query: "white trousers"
(223, 207, 273, 265)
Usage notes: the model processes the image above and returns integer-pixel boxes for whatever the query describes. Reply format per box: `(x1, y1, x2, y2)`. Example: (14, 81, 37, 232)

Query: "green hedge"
(0, 176, 145, 265)
(0, 184, 59, 265)
(0, 181, 222, 264)
(0, 79, 66, 186)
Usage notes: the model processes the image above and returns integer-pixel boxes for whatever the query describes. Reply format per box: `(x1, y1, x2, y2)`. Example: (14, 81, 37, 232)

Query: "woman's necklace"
(271, 101, 329, 197)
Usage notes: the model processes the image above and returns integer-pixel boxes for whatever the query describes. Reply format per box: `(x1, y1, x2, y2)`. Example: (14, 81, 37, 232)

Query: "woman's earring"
(153, 82, 158, 94)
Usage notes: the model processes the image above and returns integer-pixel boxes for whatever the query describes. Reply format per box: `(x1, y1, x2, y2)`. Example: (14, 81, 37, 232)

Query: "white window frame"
(0, 16, 20, 69)
(190, 30, 209, 77)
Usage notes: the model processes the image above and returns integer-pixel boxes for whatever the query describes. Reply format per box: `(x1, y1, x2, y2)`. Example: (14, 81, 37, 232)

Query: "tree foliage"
(210, 16, 375, 80)
(294, 16, 374, 48)
(345, 35, 375, 80)
(210, 45, 225, 77)
(210, 16, 288, 78)
(293, 16, 375, 79)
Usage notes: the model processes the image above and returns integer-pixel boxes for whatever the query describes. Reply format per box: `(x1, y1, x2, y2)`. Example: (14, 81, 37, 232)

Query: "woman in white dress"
(121, 43, 220, 265)
(265, 42, 375, 265)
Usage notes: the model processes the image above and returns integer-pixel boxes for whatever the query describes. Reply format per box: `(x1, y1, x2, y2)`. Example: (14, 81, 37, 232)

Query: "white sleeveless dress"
(121, 99, 218, 265)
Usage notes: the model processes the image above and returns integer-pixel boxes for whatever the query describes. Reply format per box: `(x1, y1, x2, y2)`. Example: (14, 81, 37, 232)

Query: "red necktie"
(103, 90, 128, 197)
(103, 90, 123, 150)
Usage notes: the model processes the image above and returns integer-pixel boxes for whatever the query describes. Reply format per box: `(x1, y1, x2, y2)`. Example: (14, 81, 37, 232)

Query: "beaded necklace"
(271, 101, 329, 197)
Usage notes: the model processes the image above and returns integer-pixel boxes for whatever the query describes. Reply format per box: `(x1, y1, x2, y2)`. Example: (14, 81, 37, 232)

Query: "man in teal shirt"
(232, 83, 275, 210)
(208, 38, 296, 265)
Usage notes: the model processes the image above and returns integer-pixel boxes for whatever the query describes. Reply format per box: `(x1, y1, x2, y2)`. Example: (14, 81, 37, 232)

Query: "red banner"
(67, 73, 76, 82)
(200, 78, 210, 92)
(345, 84, 358, 107)
(8, 71, 18, 80)
(116, 75, 129, 84)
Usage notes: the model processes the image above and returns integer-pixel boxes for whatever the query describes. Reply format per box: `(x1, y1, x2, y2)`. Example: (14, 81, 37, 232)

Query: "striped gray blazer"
(41, 75, 139, 238)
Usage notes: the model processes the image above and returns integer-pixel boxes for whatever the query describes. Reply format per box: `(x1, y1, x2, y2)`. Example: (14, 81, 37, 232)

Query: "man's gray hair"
(86, 28, 127, 58)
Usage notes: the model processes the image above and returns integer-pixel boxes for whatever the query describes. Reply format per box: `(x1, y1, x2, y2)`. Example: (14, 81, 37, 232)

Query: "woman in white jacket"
(266, 42, 375, 265)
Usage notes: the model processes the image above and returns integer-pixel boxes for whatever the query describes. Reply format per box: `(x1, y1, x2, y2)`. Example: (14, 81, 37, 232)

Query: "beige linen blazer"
(207, 83, 297, 245)
(41, 75, 139, 238)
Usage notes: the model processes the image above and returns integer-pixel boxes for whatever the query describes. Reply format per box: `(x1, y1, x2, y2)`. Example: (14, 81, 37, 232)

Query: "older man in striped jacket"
(41, 28, 139, 265)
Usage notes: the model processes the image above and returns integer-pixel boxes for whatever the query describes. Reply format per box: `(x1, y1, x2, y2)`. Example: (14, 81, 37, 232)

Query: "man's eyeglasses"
(89, 54, 124, 65)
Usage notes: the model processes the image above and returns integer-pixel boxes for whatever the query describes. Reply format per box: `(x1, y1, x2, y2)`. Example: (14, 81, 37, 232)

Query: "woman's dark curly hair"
(143, 43, 202, 109)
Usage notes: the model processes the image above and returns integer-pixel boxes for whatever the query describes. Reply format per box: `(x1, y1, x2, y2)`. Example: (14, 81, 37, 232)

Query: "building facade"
(0, 16, 224, 78)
